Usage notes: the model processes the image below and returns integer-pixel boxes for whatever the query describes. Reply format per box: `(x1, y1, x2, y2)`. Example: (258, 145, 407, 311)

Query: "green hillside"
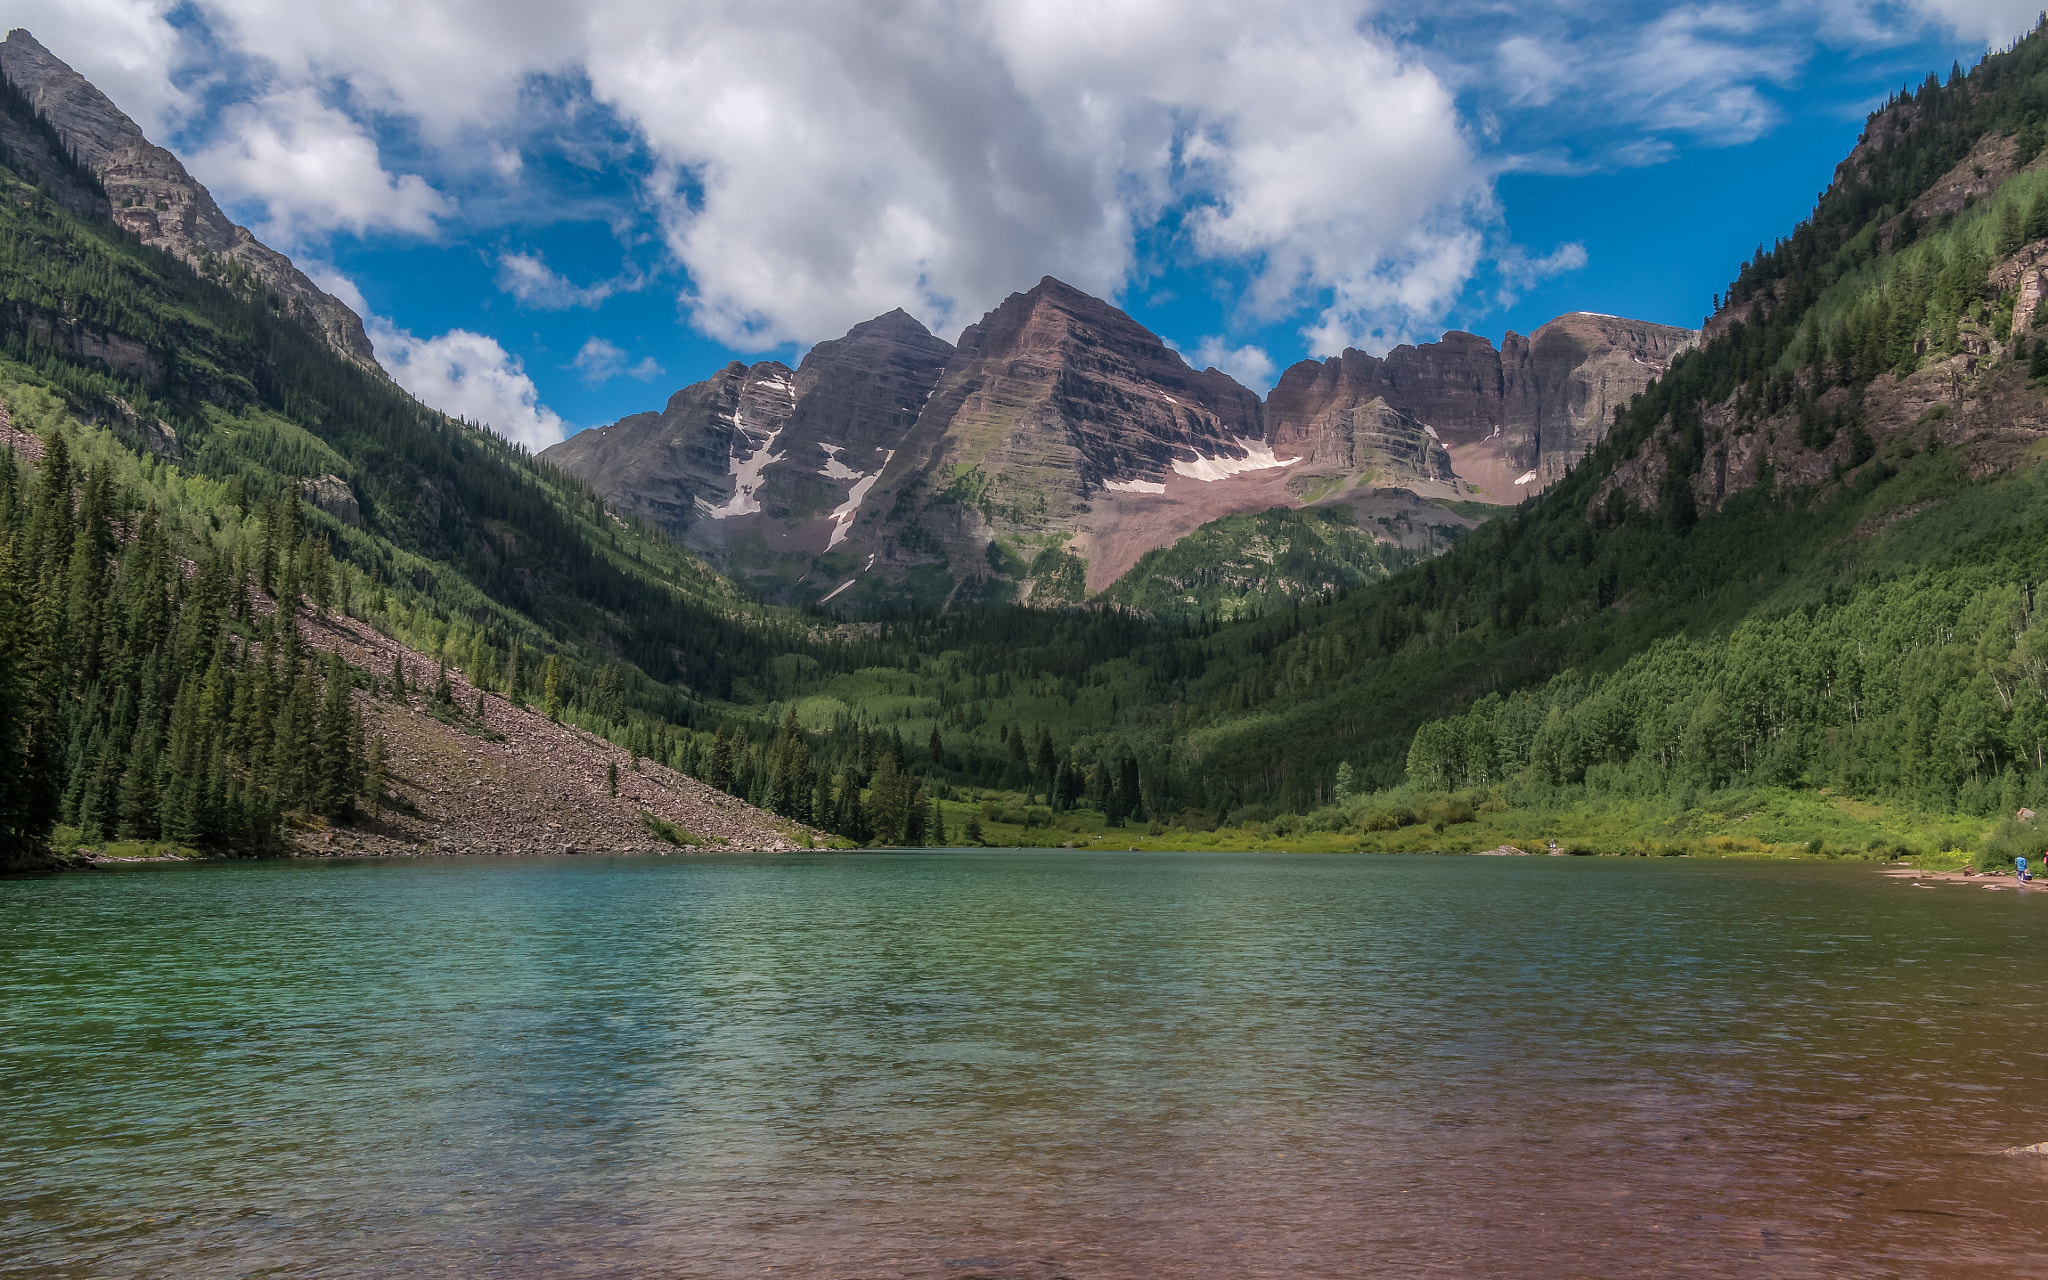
(1100, 503, 1443, 620)
(18, 30, 2048, 867)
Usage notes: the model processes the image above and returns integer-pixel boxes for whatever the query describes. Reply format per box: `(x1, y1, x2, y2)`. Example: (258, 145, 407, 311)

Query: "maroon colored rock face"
(540, 310, 955, 570)
(1270, 313, 1695, 503)
(549, 279, 1694, 610)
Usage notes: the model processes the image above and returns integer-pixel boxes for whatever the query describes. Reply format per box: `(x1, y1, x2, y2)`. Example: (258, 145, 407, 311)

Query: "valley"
(8, 22, 2048, 878)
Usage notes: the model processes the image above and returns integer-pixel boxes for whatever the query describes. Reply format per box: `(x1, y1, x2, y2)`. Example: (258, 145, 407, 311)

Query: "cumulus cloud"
(583, 0, 1488, 352)
(45, 0, 2018, 362)
(189, 89, 451, 244)
(1490, 240, 1589, 307)
(2, 0, 189, 137)
(1192, 337, 1278, 392)
(571, 336, 662, 384)
(368, 319, 567, 450)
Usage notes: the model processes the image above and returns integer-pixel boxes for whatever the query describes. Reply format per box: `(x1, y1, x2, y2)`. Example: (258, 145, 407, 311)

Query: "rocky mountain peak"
(549, 281, 1695, 613)
(1, 28, 383, 373)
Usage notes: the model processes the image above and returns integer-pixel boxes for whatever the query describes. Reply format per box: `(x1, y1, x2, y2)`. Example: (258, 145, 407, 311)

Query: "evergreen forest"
(17, 28, 2048, 867)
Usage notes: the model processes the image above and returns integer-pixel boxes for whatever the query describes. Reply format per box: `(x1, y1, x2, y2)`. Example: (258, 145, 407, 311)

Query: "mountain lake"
(4, 851, 2046, 1277)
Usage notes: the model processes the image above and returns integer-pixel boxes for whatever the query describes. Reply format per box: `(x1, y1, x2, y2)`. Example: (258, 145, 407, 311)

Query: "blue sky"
(10, 0, 2036, 443)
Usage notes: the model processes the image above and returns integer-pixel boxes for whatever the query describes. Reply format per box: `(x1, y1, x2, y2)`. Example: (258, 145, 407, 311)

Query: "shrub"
(640, 811, 702, 847)
(1977, 816, 2041, 871)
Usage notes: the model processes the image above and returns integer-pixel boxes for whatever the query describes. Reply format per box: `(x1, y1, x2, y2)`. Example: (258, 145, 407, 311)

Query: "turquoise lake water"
(4, 852, 2047, 1277)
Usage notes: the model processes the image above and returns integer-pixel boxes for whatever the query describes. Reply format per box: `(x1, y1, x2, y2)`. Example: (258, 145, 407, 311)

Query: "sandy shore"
(1880, 866, 2046, 892)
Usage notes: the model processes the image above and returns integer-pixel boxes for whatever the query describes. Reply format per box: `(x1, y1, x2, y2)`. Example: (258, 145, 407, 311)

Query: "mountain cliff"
(0, 29, 381, 372)
(541, 309, 956, 597)
(1265, 314, 1696, 501)
(549, 281, 1693, 612)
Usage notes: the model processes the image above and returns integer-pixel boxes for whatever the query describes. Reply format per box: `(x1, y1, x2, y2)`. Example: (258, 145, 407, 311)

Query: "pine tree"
(364, 734, 389, 819)
(541, 654, 564, 720)
(1999, 197, 2026, 257)
(315, 655, 355, 820)
(390, 654, 407, 703)
(708, 725, 735, 793)
(836, 761, 869, 842)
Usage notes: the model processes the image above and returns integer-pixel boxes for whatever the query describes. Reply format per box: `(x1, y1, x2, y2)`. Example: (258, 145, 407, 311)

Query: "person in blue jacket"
(2019, 853, 2032, 883)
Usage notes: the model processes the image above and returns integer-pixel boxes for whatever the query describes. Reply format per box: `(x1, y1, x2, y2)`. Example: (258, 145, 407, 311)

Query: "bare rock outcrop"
(0, 28, 383, 373)
(542, 309, 954, 578)
(1269, 313, 1696, 503)
(551, 281, 1694, 609)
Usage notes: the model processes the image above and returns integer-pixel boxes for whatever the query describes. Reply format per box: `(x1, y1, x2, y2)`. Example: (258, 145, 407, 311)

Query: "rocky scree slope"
(549, 279, 1693, 613)
(297, 610, 813, 857)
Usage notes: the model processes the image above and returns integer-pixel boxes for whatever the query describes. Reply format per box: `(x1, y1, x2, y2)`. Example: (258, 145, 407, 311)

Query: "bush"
(1358, 805, 1414, 832)
(640, 811, 702, 847)
(1977, 816, 2041, 871)
(1423, 796, 1478, 827)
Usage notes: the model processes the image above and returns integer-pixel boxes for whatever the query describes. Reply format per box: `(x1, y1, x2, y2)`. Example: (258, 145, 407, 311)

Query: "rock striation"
(550, 282, 1696, 611)
(542, 309, 954, 588)
(0, 28, 382, 372)
(1267, 313, 1696, 502)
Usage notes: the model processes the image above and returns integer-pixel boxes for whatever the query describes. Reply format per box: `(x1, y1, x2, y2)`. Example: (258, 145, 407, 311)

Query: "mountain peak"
(0, 29, 383, 373)
(843, 307, 940, 342)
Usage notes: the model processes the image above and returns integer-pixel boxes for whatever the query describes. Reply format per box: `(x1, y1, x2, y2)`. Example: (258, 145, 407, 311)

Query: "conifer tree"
(542, 654, 564, 720)
(708, 725, 735, 794)
(836, 760, 869, 842)
(364, 734, 388, 819)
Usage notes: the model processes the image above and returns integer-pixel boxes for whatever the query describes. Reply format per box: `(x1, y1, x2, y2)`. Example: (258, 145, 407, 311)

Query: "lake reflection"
(4, 852, 2047, 1277)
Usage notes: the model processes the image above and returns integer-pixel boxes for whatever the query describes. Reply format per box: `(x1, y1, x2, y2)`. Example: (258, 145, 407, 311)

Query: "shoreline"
(19, 843, 2034, 878)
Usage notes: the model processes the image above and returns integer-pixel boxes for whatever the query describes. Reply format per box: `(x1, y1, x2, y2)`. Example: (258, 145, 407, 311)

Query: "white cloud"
(36, 0, 2021, 363)
(571, 336, 662, 384)
(1490, 240, 1589, 307)
(496, 251, 637, 309)
(367, 319, 567, 450)
(1907, 0, 2043, 46)
(2, 0, 189, 137)
(1498, 242, 1589, 289)
(587, 0, 1488, 349)
(188, 88, 451, 244)
(1192, 337, 1277, 392)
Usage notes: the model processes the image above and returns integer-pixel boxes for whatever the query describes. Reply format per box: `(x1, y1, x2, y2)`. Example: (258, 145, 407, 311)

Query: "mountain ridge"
(546, 279, 1696, 613)
(0, 28, 383, 374)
